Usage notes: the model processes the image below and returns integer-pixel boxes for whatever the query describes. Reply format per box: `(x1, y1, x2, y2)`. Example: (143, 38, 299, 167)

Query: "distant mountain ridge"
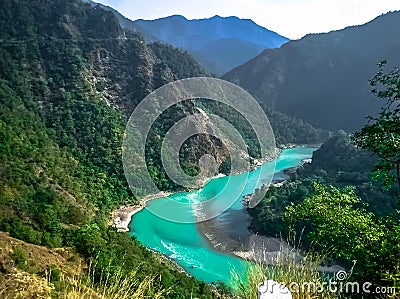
(223, 11, 400, 131)
(135, 15, 286, 50)
(135, 15, 289, 75)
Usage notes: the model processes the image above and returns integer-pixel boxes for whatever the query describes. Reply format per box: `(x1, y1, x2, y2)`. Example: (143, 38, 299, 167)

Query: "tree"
(284, 183, 400, 284)
(352, 61, 400, 189)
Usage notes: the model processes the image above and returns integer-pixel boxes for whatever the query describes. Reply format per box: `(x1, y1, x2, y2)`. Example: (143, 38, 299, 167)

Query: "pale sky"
(93, 0, 400, 39)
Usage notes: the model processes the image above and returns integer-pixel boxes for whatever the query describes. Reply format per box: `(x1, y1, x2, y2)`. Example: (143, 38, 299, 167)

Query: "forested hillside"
(0, 0, 228, 297)
(0, 0, 213, 226)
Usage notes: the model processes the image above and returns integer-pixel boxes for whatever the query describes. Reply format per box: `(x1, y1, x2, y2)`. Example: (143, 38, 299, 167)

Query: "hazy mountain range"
(85, 1, 288, 75)
(223, 11, 400, 131)
(135, 15, 289, 75)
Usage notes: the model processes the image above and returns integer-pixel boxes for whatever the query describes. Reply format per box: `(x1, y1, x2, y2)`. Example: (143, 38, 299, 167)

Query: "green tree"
(284, 183, 400, 284)
(352, 61, 400, 189)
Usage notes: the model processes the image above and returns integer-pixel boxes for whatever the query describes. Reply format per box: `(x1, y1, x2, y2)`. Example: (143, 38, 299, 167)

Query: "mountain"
(0, 0, 215, 226)
(135, 15, 289, 75)
(223, 11, 400, 131)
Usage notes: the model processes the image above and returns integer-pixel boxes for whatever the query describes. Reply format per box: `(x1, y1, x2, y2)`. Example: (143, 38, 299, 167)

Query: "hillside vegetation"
(0, 0, 229, 297)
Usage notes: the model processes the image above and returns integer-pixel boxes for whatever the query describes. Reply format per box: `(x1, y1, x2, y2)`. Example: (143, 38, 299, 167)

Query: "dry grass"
(231, 248, 341, 299)
(0, 270, 54, 299)
(58, 266, 169, 299)
(0, 261, 169, 299)
(0, 232, 169, 299)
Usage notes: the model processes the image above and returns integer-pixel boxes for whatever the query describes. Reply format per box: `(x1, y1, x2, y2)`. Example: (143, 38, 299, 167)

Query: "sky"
(92, 0, 399, 39)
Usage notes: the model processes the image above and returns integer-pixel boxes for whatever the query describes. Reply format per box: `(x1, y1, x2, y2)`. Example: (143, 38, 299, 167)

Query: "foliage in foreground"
(0, 262, 169, 299)
(285, 183, 400, 287)
(352, 61, 400, 190)
(52, 263, 169, 299)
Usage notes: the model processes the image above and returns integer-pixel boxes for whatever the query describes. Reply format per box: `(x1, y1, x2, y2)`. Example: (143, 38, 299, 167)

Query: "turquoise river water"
(129, 147, 317, 285)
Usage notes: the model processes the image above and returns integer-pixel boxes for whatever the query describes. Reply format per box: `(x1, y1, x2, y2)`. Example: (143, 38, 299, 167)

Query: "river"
(129, 147, 317, 285)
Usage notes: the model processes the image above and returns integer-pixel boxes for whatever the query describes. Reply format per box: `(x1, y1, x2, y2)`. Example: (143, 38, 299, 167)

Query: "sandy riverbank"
(232, 234, 345, 273)
(111, 173, 227, 233)
(231, 234, 301, 264)
(111, 191, 171, 232)
(199, 218, 343, 273)
(197, 209, 299, 264)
